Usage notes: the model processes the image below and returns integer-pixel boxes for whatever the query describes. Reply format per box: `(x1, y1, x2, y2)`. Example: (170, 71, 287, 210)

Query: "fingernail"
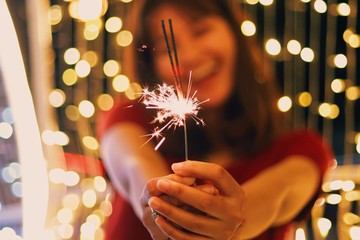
(148, 197, 159, 209)
(171, 162, 184, 170)
(157, 179, 170, 189)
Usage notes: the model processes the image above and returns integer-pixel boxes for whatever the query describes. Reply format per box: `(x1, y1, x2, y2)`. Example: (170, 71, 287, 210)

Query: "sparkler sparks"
(140, 19, 209, 160)
(141, 72, 208, 155)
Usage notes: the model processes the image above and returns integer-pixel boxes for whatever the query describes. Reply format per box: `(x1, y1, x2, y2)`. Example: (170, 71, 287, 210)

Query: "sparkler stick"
(141, 19, 208, 161)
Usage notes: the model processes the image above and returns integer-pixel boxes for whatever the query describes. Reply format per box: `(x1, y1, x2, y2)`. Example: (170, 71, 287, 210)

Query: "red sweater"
(97, 100, 333, 240)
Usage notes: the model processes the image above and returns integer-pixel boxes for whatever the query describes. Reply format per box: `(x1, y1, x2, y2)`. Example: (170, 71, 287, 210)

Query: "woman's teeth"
(191, 62, 217, 83)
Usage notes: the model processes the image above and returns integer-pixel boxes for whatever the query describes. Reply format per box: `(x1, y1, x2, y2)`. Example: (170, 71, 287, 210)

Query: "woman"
(97, 0, 333, 239)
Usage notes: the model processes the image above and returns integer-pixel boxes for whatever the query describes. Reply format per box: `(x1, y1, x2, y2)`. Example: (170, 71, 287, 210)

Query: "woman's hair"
(124, 0, 285, 159)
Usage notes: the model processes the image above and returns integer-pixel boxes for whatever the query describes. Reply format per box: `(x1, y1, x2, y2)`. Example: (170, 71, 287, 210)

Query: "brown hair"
(124, 0, 285, 159)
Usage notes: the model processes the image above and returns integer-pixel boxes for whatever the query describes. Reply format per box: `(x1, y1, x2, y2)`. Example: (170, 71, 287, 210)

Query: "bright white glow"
(265, 38, 281, 56)
(77, 0, 107, 22)
(287, 40, 301, 55)
(317, 218, 332, 238)
(0, 1, 48, 238)
(300, 47, 315, 62)
(337, 3, 351, 16)
(259, 0, 273, 6)
(295, 228, 306, 240)
(333, 54, 347, 68)
(277, 96, 292, 112)
(241, 20, 256, 36)
(314, 0, 327, 14)
(350, 226, 360, 239)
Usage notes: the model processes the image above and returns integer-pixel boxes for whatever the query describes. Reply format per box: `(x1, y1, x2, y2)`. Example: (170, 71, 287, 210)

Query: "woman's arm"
(236, 155, 320, 238)
(100, 122, 170, 218)
(148, 156, 321, 240)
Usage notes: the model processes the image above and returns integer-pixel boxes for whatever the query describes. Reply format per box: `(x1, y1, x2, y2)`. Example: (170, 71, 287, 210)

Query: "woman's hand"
(148, 161, 245, 240)
(140, 174, 196, 240)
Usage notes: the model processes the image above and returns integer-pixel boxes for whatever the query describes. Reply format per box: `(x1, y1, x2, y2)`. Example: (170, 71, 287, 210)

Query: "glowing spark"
(141, 72, 208, 154)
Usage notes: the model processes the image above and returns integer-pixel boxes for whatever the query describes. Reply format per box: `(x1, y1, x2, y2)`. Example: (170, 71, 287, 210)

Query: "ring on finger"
(150, 207, 159, 220)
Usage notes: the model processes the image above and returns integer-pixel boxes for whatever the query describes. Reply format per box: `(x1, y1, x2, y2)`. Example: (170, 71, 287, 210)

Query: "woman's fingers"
(140, 174, 195, 206)
(172, 161, 239, 196)
(149, 196, 219, 237)
(155, 179, 224, 218)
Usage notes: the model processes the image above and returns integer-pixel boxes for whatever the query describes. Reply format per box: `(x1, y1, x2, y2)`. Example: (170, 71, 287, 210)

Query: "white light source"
(0, 1, 48, 239)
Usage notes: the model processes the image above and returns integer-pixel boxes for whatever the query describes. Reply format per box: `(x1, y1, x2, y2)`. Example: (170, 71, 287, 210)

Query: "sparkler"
(141, 19, 208, 160)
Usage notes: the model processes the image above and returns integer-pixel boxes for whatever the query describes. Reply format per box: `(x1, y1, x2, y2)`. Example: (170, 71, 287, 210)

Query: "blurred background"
(0, 0, 359, 239)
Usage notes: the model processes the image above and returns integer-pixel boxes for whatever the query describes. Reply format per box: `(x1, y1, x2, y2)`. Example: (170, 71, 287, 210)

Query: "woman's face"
(147, 4, 237, 108)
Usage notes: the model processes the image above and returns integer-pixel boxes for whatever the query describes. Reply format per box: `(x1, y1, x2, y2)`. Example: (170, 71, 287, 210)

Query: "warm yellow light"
(48, 5, 62, 25)
(49, 168, 66, 184)
(86, 214, 102, 228)
(346, 86, 360, 101)
(83, 51, 98, 67)
(125, 82, 143, 100)
(54, 131, 70, 146)
(287, 40, 301, 55)
(62, 68, 78, 86)
(113, 74, 130, 92)
(57, 208, 73, 224)
(326, 194, 342, 204)
(300, 47, 315, 62)
(343, 28, 354, 43)
(343, 212, 360, 225)
(64, 48, 80, 65)
(80, 222, 97, 239)
(69, 0, 108, 22)
(100, 199, 113, 217)
(75, 60, 91, 78)
(297, 92, 312, 107)
(82, 190, 97, 208)
(84, 23, 100, 40)
(82, 136, 99, 150)
(277, 96, 292, 112)
(97, 94, 114, 111)
(318, 103, 339, 119)
(49, 89, 66, 108)
(103, 60, 121, 77)
(259, 0, 273, 6)
(245, 0, 259, 4)
(331, 79, 346, 93)
(342, 180, 355, 192)
(62, 194, 80, 211)
(57, 223, 74, 239)
(348, 34, 360, 48)
(241, 20, 256, 37)
(356, 133, 360, 144)
(116, 30, 133, 47)
(79, 100, 95, 118)
(105, 17, 123, 33)
(64, 171, 80, 187)
(94, 176, 107, 192)
(265, 38, 281, 56)
(65, 105, 80, 121)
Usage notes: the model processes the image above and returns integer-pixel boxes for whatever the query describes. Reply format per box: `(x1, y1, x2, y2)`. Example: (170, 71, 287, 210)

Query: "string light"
(3, 0, 359, 239)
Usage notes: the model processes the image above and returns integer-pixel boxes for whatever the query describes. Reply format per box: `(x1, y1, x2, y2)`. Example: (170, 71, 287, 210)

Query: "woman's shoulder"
(271, 129, 334, 174)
